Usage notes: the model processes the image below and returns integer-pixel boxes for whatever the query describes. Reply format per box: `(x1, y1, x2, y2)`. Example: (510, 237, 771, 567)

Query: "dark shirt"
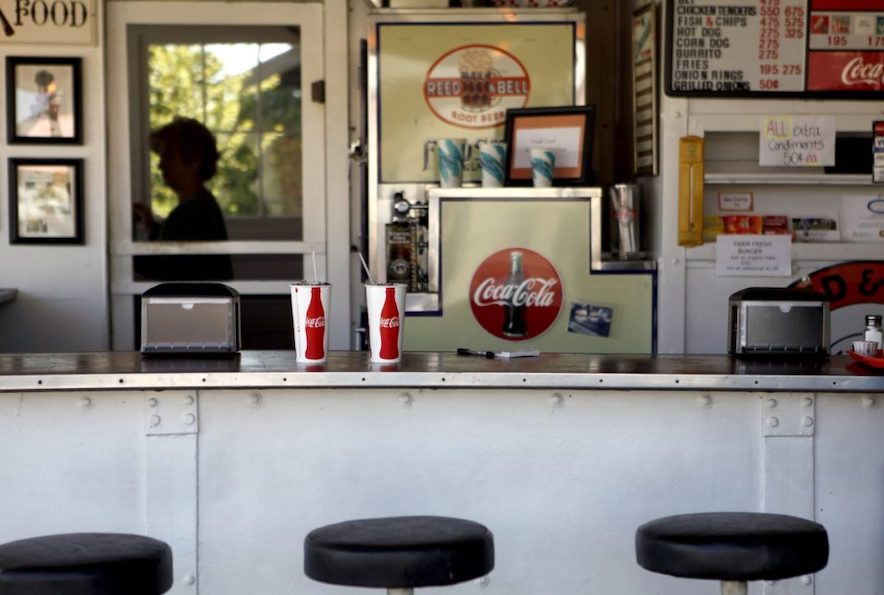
(136, 188, 234, 281)
(153, 188, 229, 242)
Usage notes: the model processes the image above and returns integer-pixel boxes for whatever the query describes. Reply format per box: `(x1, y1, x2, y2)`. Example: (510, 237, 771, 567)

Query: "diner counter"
(2, 349, 884, 594)
(0, 350, 881, 393)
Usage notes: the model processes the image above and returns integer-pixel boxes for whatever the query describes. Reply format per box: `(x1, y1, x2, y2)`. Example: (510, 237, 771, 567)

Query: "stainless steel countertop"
(0, 351, 881, 393)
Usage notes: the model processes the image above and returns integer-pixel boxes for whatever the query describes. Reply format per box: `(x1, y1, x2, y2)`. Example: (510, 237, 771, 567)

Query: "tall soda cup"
(290, 282, 330, 363)
(366, 283, 407, 363)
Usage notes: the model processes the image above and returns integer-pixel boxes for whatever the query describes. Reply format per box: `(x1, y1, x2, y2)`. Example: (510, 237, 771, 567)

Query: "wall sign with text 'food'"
(0, 0, 95, 45)
(666, 0, 884, 98)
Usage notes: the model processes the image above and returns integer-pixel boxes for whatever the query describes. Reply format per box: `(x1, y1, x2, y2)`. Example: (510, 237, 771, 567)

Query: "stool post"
(387, 589, 414, 595)
(721, 580, 747, 595)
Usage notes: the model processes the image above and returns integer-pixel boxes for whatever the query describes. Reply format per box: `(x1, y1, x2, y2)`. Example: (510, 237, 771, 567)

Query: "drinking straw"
(356, 250, 375, 285)
(312, 249, 318, 284)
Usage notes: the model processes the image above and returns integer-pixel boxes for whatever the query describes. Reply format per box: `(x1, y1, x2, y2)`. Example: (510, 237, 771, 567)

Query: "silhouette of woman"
(134, 117, 233, 280)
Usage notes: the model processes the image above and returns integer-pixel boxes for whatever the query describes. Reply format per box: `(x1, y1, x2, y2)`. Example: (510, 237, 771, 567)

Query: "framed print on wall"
(9, 158, 84, 244)
(503, 105, 595, 186)
(632, 2, 658, 176)
(5, 56, 83, 144)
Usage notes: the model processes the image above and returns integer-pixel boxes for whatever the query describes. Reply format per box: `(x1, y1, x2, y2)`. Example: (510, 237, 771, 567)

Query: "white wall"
(0, 11, 109, 352)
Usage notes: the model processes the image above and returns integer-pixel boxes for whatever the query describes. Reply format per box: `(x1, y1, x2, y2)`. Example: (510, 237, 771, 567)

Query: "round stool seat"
(635, 512, 828, 582)
(0, 533, 173, 595)
(304, 515, 494, 589)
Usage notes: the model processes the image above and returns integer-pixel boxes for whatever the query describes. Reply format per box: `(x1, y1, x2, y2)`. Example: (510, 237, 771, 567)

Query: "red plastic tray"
(848, 350, 884, 369)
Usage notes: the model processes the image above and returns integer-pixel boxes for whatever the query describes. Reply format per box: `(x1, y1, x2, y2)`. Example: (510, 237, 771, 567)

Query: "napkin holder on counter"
(727, 287, 830, 359)
(141, 283, 241, 355)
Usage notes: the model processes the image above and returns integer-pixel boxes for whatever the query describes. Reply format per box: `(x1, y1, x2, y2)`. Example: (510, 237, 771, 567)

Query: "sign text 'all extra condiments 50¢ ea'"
(0, 0, 96, 46)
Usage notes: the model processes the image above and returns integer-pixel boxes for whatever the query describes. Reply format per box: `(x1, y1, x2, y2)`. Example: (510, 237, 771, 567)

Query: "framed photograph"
(9, 158, 84, 244)
(503, 106, 595, 186)
(5, 56, 83, 144)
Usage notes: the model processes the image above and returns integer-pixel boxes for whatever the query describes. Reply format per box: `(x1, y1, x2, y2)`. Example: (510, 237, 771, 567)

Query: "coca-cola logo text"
(306, 317, 325, 328)
(380, 317, 400, 328)
(807, 52, 884, 92)
(841, 57, 884, 86)
(473, 278, 559, 308)
(469, 248, 563, 341)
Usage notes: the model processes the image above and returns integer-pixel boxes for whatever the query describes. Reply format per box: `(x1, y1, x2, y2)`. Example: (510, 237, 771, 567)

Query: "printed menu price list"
(669, 0, 808, 94)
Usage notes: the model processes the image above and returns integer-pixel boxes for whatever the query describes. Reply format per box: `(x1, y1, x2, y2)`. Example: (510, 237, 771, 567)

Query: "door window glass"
(132, 26, 303, 243)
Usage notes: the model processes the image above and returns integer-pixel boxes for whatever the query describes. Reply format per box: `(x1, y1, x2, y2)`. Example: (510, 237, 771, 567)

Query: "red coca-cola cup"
(290, 282, 330, 363)
(365, 283, 406, 363)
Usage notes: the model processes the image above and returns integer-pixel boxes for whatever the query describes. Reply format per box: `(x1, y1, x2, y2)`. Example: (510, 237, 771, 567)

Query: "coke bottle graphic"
(304, 286, 325, 360)
(379, 286, 400, 360)
(502, 250, 527, 338)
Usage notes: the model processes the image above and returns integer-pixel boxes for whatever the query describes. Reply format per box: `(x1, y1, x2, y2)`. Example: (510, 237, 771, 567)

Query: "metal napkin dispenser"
(728, 287, 830, 358)
(141, 283, 241, 355)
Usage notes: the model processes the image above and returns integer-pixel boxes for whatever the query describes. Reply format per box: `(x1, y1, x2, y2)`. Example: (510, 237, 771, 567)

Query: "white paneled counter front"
(1, 351, 883, 595)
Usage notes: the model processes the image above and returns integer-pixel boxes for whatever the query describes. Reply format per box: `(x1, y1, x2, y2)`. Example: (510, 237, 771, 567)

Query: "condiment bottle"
(864, 314, 883, 347)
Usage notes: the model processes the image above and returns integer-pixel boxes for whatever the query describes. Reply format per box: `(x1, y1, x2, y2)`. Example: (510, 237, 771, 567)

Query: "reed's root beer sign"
(424, 44, 531, 129)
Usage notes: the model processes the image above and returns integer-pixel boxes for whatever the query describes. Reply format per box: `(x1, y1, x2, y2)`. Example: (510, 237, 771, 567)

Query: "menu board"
(666, 0, 884, 98)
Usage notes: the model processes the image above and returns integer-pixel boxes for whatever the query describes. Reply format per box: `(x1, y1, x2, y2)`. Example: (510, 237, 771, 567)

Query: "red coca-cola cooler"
(402, 187, 656, 354)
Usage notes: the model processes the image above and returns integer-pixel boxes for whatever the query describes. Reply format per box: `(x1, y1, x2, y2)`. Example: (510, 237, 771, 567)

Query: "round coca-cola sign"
(469, 248, 563, 341)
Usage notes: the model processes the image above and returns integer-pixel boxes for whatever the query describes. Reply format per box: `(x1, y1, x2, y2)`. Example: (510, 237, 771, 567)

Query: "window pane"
(213, 131, 260, 217)
(132, 25, 303, 280)
(147, 44, 205, 127)
(261, 133, 301, 217)
(203, 43, 258, 132)
(135, 26, 304, 246)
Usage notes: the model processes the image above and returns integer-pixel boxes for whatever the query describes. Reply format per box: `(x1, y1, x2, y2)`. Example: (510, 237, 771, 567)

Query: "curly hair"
(149, 117, 220, 182)
(34, 70, 54, 88)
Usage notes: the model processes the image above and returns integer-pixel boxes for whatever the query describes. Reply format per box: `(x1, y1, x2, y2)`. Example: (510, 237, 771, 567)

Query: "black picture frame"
(503, 105, 595, 186)
(5, 56, 83, 144)
(9, 158, 85, 245)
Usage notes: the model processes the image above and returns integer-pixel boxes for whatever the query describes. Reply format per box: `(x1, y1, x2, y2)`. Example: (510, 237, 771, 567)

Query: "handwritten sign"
(716, 234, 792, 277)
(759, 115, 835, 166)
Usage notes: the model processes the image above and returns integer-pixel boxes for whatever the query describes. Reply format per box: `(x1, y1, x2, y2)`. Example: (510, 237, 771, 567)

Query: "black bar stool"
(635, 512, 828, 595)
(0, 533, 173, 595)
(304, 515, 494, 595)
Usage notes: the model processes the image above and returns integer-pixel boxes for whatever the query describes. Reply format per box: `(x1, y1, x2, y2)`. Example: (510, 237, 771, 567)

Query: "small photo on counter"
(567, 302, 612, 337)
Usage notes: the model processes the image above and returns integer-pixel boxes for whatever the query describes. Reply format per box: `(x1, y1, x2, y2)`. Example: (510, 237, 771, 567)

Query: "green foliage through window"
(147, 41, 302, 220)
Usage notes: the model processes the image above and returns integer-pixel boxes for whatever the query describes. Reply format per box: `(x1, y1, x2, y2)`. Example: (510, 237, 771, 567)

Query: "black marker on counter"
(457, 348, 495, 359)
(457, 348, 540, 359)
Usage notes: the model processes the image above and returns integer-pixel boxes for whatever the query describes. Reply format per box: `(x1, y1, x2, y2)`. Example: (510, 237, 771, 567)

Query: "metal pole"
(721, 580, 748, 595)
